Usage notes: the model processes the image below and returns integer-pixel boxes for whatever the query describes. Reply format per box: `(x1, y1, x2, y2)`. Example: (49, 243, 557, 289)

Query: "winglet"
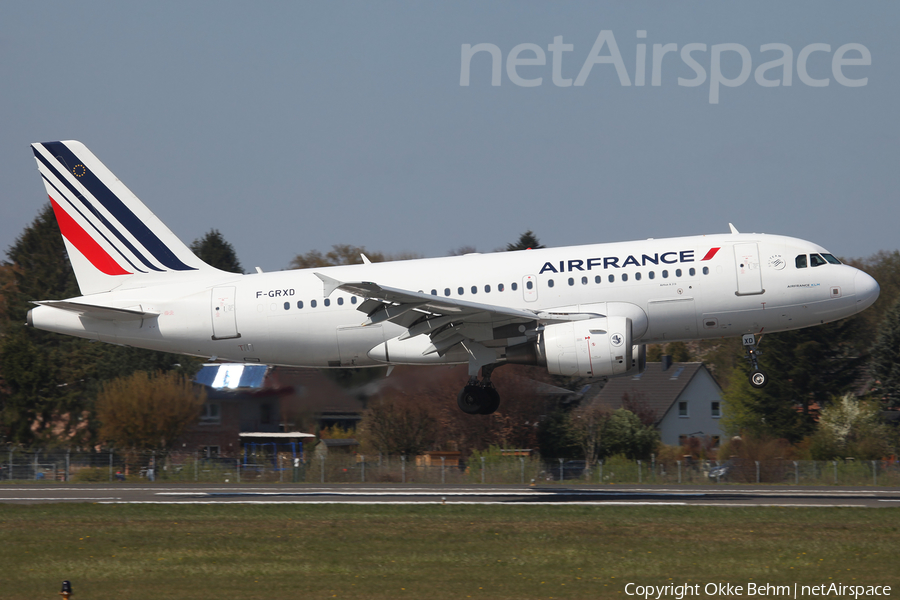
(314, 272, 342, 297)
(728, 223, 740, 234)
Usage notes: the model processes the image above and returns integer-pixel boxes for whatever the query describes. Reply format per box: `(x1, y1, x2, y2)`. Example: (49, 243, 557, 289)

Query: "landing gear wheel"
(479, 387, 500, 415)
(457, 386, 483, 415)
(749, 370, 769, 389)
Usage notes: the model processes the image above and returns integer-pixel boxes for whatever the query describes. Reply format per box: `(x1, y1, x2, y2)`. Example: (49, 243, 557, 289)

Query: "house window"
(711, 401, 721, 418)
(200, 403, 221, 425)
(260, 403, 272, 425)
(678, 401, 688, 417)
(711, 435, 721, 446)
(202, 445, 220, 458)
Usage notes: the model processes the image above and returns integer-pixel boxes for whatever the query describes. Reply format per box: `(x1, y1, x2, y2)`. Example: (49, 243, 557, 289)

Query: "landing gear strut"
(457, 363, 501, 415)
(742, 334, 768, 389)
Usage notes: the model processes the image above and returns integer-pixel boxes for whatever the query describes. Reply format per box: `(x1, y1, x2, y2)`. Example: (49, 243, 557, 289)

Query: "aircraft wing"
(315, 273, 599, 353)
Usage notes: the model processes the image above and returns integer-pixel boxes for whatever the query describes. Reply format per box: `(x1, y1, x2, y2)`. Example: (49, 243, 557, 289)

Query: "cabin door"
(211, 287, 241, 340)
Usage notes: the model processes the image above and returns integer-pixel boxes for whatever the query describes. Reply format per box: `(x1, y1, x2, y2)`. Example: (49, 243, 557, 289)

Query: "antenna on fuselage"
(728, 223, 740, 234)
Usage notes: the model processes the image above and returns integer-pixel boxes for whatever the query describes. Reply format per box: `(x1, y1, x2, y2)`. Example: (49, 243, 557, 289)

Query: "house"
(179, 364, 364, 457)
(580, 357, 725, 446)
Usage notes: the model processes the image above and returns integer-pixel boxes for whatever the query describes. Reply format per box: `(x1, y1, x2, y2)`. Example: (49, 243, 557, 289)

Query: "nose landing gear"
(743, 334, 768, 389)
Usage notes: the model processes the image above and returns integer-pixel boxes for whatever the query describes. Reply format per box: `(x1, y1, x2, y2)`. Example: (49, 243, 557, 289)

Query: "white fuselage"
(29, 232, 880, 370)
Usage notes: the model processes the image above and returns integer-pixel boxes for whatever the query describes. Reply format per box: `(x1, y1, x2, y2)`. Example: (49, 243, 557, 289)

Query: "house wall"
(657, 369, 725, 446)
(178, 398, 243, 457)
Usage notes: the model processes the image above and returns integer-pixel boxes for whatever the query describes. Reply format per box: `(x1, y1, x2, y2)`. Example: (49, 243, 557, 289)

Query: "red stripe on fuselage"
(49, 198, 131, 276)
(701, 247, 721, 261)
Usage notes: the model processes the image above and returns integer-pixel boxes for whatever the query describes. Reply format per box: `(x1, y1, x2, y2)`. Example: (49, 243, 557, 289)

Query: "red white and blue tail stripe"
(32, 141, 217, 294)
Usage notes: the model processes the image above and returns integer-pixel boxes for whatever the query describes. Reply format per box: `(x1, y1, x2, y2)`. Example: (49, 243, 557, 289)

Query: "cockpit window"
(810, 254, 827, 267)
(822, 254, 841, 265)
(795, 255, 807, 269)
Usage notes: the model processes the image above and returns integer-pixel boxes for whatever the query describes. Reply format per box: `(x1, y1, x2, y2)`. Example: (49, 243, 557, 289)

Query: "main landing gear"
(457, 363, 501, 415)
(742, 334, 769, 389)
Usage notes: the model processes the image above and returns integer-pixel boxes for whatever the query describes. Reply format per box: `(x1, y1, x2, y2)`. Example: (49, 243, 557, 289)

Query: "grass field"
(1, 504, 898, 600)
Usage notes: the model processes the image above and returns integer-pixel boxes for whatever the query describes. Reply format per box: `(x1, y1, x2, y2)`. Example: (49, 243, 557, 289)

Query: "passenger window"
(568, 277, 574, 286)
(810, 254, 827, 267)
(635, 272, 641, 281)
(498, 283, 505, 292)
(526, 281, 533, 290)
(484, 285, 491, 293)
(582, 276, 588, 285)
(662, 270, 669, 279)
(676, 269, 682, 277)
(458, 287, 464, 295)
(431, 289, 437, 296)
(702, 266, 709, 275)
(311, 299, 317, 308)
(297, 301, 304, 309)
(324, 298, 330, 307)
(548, 279, 554, 288)
(471, 286, 477, 294)
(796, 255, 807, 269)
(351, 296, 357, 305)
(622, 273, 629, 282)
(595, 275, 602, 284)
(822, 254, 841, 265)
(608, 274, 615, 283)
(337, 297, 344, 306)
(689, 268, 696, 276)
(649, 271, 655, 280)
(444, 288, 451, 296)
(512, 282, 518, 291)
(284, 302, 290, 310)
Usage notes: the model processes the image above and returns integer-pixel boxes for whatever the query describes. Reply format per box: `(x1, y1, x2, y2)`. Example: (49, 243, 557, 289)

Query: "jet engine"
(507, 316, 646, 378)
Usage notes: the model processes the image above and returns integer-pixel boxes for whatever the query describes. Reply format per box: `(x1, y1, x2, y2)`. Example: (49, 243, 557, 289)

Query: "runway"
(1, 484, 899, 507)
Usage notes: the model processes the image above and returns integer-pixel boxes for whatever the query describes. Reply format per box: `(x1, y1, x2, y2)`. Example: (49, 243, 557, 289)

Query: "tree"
(721, 321, 866, 443)
(358, 394, 437, 456)
(506, 231, 545, 252)
(843, 251, 900, 352)
(537, 408, 581, 459)
(808, 394, 895, 460)
(870, 297, 900, 408)
(95, 371, 205, 457)
(599, 409, 659, 460)
(1, 205, 88, 445)
(190, 229, 243, 273)
(568, 404, 611, 465)
(0, 205, 200, 446)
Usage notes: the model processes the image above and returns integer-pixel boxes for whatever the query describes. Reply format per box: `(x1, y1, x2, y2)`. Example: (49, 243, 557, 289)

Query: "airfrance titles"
(539, 250, 695, 274)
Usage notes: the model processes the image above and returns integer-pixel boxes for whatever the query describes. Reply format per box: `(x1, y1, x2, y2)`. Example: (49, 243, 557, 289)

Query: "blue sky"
(2, 2, 897, 272)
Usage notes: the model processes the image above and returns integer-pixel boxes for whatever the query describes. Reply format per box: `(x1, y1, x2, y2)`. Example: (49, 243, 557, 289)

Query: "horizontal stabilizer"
(31, 300, 157, 321)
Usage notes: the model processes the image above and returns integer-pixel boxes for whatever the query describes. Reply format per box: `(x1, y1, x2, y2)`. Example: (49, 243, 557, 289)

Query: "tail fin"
(31, 141, 220, 295)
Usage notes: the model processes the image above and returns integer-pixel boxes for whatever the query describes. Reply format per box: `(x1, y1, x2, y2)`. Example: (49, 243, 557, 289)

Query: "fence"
(2, 449, 899, 486)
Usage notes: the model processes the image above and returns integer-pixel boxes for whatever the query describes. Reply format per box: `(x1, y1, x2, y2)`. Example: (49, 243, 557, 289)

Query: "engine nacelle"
(540, 316, 633, 378)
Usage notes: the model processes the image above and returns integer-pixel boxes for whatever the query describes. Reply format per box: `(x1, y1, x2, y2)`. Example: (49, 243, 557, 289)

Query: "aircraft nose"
(854, 269, 880, 312)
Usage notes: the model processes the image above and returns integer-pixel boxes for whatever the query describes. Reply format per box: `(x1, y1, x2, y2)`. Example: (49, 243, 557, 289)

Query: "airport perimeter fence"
(3, 448, 900, 487)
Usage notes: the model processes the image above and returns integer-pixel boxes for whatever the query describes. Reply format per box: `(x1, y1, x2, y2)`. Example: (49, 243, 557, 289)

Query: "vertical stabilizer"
(31, 141, 221, 295)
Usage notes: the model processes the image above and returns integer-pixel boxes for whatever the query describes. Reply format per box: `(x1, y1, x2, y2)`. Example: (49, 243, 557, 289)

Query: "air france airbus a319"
(26, 141, 880, 415)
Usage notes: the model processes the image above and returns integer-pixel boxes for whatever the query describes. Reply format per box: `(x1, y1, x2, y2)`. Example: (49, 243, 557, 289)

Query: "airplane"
(26, 140, 881, 415)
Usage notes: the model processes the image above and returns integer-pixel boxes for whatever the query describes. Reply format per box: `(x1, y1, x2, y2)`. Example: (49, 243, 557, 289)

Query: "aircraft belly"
(645, 298, 698, 341)
(337, 325, 385, 367)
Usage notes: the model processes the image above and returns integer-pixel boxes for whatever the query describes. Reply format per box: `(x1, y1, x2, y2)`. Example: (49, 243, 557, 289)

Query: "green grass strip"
(1, 504, 898, 599)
